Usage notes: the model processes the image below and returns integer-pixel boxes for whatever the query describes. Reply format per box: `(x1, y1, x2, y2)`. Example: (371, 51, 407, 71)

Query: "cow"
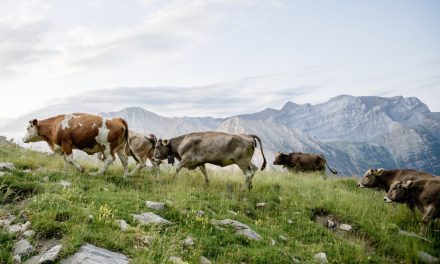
(358, 168, 434, 191)
(22, 113, 138, 176)
(98, 130, 159, 177)
(384, 178, 440, 234)
(273, 152, 337, 177)
(152, 131, 267, 190)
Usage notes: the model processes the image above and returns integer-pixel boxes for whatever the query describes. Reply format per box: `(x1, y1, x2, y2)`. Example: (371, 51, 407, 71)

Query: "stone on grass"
(168, 256, 187, 264)
(139, 235, 154, 247)
(146, 201, 165, 210)
(271, 238, 276, 246)
(0, 171, 5, 177)
(0, 214, 16, 227)
(0, 162, 15, 171)
(228, 211, 238, 216)
(23, 230, 35, 238)
(117, 219, 129, 231)
(39, 244, 63, 263)
(182, 237, 195, 248)
(210, 219, 262, 241)
(314, 252, 328, 263)
(14, 239, 34, 257)
(8, 224, 22, 234)
(278, 235, 287, 241)
(132, 212, 172, 226)
(339, 224, 352, 232)
(42, 176, 49, 182)
(196, 211, 205, 217)
(60, 243, 129, 264)
(256, 202, 266, 208)
(418, 251, 439, 264)
(287, 220, 293, 224)
(200, 256, 211, 264)
(398, 229, 431, 243)
(59, 180, 71, 188)
(21, 221, 31, 232)
(327, 220, 336, 228)
(13, 254, 21, 263)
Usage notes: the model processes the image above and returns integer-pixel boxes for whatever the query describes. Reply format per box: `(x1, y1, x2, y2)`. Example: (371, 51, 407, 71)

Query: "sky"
(0, 0, 439, 121)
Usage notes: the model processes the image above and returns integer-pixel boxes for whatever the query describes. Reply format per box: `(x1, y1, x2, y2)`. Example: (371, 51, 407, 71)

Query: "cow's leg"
(62, 143, 85, 173)
(240, 163, 258, 190)
(420, 204, 436, 235)
(128, 163, 146, 177)
(151, 159, 160, 180)
(407, 203, 418, 220)
(117, 148, 130, 177)
(173, 159, 188, 181)
(96, 148, 115, 175)
(199, 164, 209, 185)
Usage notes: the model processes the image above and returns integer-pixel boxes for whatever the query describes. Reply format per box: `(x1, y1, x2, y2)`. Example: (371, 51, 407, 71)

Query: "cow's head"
(153, 139, 170, 162)
(22, 119, 43, 143)
(358, 168, 384, 188)
(273, 152, 287, 165)
(384, 180, 412, 203)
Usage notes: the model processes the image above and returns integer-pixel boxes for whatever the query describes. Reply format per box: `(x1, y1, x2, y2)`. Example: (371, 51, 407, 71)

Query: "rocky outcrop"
(132, 212, 173, 226)
(60, 243, 129, 264)
(211, 219, 262, 241)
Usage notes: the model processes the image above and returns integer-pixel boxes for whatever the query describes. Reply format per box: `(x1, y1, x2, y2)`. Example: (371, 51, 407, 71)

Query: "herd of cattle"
(22, 113, 439, 234)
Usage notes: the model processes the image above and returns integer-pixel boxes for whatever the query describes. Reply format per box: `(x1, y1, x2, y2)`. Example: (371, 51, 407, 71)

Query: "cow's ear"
(163, 139, 169, 145)
(377, 168, 384, 176)
(402, 180, 414, 189)
(30, 119, 38, 126)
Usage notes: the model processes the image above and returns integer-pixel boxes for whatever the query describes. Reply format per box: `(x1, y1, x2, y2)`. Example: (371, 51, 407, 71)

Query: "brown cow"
(358, 168, 434, 191)
(98, 130, 159, 177)
(153, 131, 267, 190)
(273, 152, 337, 176)
(22, 113, 138, 176)
(384, 178, 440, 234)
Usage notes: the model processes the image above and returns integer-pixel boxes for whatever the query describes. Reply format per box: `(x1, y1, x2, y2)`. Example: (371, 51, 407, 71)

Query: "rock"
(0, 171, 5, 177)
(22, 169, 32, 174)
(271, 238, 276, 246)
(8, 224, 22, 234)
(146, 201, 165, 210)
(21, 221, 31, 232)
(39, 244, 63, 263)
(23, 230, 35, 238)
(398, 229, 431, 243)
(168, 256, 187, 264)
(13, 239, 34, 257)
(13, 254, 21, 263)
(132, 212, 172, 226)
(287, 220, 293, 224)
(59, 180, 71, 188)
(139, 235, 154, 247)
(327, 220, 336, 228)
(228, 210, 238, 216)
(0, 214, 16, 227)
(418, 251, 440, 264)
(200, 256, 211, 264)
(0, 162, 15, 171)
(314, 252, 328, 263)
(23, 256, 39, 264)
(210, 219, 262, 241)
(196, 211, 205, 217)
(256, 202, 266, 208)
(42, 176, 49, 182)
(117, 219, 129, 231)
(278, 235, 287, 241)
(60, 243, 129, 264)
(182, 237, 195, 248)
(339, 224, 352, 231)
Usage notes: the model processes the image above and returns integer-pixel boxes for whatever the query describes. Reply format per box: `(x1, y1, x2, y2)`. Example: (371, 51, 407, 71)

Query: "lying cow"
(384, 178, 440, 234)
(22, 113, 138, 176)
(358, 168, 434, 191)
(273, 152, 337, 176)
(153, 131, 267, 190)
(98, 130, 159, 176)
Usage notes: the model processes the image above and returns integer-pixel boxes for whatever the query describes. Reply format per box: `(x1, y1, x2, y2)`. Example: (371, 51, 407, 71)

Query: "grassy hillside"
(0, 142, 439, 263)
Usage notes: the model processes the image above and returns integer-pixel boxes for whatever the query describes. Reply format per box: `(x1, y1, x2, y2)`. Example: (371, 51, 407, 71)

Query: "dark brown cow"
(273, 152, 337, 176)
(153, 131, 267, 190)
(22, 113, 138, 176)
(358, 168, 434, 191)
(385, 178, 440, 234)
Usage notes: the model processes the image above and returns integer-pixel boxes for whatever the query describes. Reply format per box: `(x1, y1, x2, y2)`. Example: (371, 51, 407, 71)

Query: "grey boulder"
(39, 245, 63, 263)
(132, 212, 172, 226)
(210, 219, 262, 241)
(146, 201, 165, 210)
(14, 239, 34, 257)
(60, 243, 129, 264)
(0, 162, 15, 171)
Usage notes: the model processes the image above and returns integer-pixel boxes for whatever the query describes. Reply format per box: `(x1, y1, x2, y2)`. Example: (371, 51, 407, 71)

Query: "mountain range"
(100, 95, 440, 176)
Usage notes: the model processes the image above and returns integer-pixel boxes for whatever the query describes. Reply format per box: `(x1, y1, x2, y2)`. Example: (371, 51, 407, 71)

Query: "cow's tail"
(325, 161, 337, 174)
(121, 119, 140, 163)
(251, 135, 267, 171)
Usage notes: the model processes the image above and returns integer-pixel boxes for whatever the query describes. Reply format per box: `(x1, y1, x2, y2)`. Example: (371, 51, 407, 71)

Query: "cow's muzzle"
(383, 196, 392, 203)
(358, 183, 365, 188)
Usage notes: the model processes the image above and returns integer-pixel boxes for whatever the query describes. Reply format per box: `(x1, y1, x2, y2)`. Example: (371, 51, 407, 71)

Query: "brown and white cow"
(98, 130, 159, 177)
(384, 178, 440, 234)
(22, 113, 138, 176)
(153, 131, 267, 190)
(273, 152, 337, 176)
(358, 168, 434, 191)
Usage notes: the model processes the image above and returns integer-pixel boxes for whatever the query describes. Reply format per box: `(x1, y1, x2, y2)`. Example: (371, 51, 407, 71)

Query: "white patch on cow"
(95, 118, 111, 157)
(65, 154, 84, 172)
(22, 123, 41, 143)
(61, 114, 80, 130)
(384, 196, 392, 203)
(92, 122, 97, 128)
(78, 123, 83, 127)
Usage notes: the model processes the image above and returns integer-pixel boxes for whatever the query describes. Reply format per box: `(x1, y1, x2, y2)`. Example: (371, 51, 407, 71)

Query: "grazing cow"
(153, 131, 267, 190)
(98, 130, 159, 177)
(22, 113, 138, 176)
(384, 178, 440, 234)
(273, 152, 337, 175)
(358, 168, 434, 191)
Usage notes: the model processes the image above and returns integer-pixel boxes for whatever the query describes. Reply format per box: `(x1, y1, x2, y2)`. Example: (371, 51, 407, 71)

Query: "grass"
(0, 142, 439, 263)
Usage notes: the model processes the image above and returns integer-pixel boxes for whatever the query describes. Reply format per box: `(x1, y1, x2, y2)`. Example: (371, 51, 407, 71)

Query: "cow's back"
(394, 169, 435, 183)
